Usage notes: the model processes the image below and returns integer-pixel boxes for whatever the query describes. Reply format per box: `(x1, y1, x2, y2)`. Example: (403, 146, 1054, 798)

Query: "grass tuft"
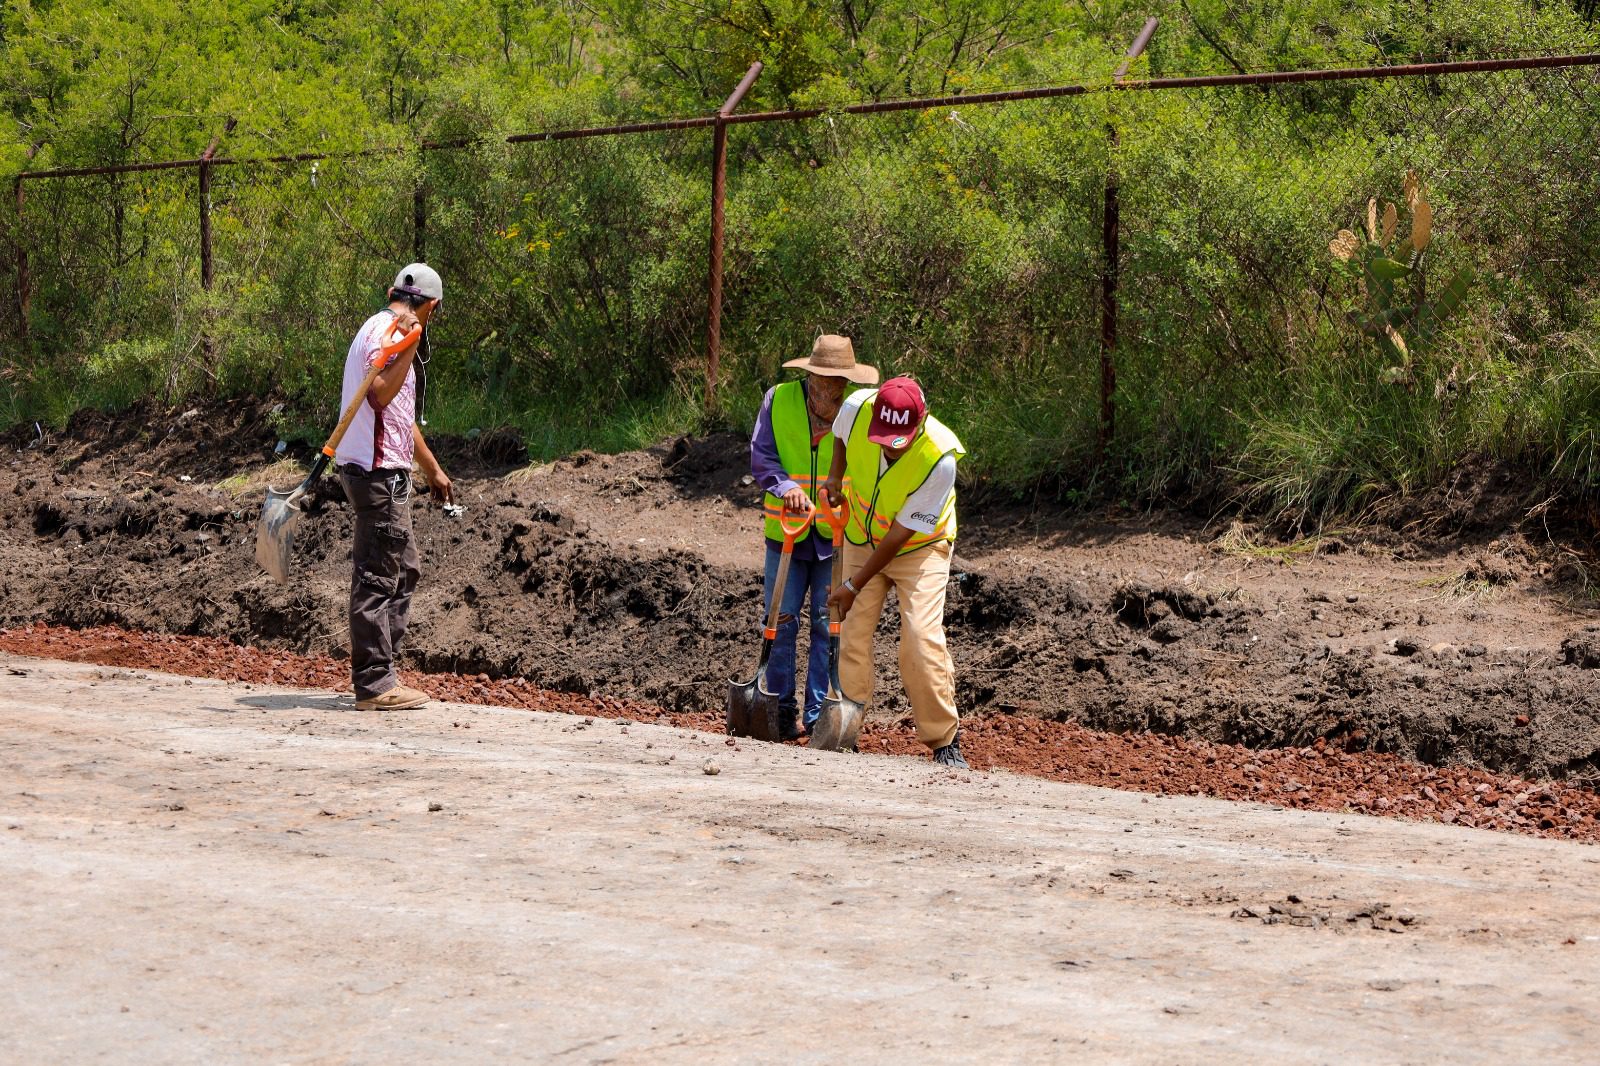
(1213, 521, 1354, 562)
(214, 458, 306, 498)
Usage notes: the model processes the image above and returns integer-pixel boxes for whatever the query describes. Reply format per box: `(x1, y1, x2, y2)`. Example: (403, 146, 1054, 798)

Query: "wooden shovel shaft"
(763, 547, 795, 639)
(823, 489, 849, 634)
(829, 544, 844, 628)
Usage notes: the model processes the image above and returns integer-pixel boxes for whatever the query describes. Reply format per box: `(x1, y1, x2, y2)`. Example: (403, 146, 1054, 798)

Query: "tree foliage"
(4, 1, 1600, 509)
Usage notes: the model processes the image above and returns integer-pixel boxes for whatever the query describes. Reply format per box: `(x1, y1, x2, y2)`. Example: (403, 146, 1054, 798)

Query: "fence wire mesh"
(6, 129, 712, 436)
(1108, 62, 1600, 496)
(416, 128, 712, 443)
(1117, 63, 1600, 371)
(4, 56, 1599, 488)
(720, 97, 1109, 468)
(13, 165, 202, 407)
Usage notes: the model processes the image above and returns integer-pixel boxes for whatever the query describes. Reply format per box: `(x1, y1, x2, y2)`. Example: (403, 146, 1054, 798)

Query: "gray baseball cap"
(391, 262, 443, 302)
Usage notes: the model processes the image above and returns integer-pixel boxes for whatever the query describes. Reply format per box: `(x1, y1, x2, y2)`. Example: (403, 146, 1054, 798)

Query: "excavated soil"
(4, 399, 1600, 791)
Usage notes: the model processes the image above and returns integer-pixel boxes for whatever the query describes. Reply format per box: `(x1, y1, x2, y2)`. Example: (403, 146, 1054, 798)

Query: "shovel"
(255, 321, 422, 583)
(809, 490, 866, 752)
(726, 504, 811, 742)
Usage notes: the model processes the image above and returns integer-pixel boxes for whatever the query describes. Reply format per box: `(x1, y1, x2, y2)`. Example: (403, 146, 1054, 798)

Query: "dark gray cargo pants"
(339, 466, 421, 701)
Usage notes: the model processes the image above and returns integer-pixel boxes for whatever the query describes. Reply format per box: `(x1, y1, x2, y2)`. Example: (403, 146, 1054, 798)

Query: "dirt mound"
(1368, 457, 1540, 536)
(5, 404, 1600, 785)
(661, 432, 750, 497)
(3, 397, 283, 481)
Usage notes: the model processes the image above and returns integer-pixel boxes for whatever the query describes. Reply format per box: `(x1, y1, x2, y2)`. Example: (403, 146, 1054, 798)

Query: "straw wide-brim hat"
(783, 334, 880, 385)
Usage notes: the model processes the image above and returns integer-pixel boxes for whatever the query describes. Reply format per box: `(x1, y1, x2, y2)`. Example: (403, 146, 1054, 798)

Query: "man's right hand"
(821, 479, 844, 511)
(393, 309, 420, 335)
(826, 581, 857, 623)
(782, 487, 813, 514)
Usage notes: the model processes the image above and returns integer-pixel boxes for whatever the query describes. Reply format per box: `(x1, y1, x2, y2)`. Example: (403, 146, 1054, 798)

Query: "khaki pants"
(838, 540, 959, 750)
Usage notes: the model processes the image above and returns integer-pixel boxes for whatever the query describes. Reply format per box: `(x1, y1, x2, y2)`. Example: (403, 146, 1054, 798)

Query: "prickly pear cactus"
(1329, 170, 1471, 383)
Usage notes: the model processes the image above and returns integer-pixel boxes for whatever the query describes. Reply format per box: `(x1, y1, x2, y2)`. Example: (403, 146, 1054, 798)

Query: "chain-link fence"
(419, 128, 712, 435)
(1108, 59, 1600, 501)
(719, 97, 1111, 476)
(4, 126, 715, 433)
(5, 50, 1599, 493)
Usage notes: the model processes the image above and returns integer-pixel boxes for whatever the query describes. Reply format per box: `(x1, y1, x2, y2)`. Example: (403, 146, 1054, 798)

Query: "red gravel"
(4, 623, 1598, 843)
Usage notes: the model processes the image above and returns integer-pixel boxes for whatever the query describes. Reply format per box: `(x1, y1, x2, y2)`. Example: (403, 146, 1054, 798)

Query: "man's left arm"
(827, 522, 914, 620)
(412, 424, 452, 504)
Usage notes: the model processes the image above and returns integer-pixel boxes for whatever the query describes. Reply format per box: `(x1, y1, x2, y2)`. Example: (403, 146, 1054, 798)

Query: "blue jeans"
(763, 541, 832, 727)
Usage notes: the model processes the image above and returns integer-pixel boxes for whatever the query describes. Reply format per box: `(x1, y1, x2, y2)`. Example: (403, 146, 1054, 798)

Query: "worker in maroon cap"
(823, 376, 969, 767)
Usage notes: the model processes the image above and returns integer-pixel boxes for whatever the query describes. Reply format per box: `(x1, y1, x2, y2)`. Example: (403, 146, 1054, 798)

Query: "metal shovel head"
(810, 688, 865, 752)
(725, 672, 758, 737)
(748, 675, 783, 743)
(726, 664, 785, 740)
(255, 484, 309, 584)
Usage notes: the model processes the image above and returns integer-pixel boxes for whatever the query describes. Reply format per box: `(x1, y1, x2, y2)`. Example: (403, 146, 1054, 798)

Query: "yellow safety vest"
(763, 380, 837, 544)
(843, 392, 964, 554)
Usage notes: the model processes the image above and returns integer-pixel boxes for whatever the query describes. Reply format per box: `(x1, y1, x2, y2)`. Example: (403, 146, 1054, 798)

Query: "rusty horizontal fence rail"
(14, 52, 1600, 184)
(722, 51, 1600, 123)
(13, 148, 399, 181)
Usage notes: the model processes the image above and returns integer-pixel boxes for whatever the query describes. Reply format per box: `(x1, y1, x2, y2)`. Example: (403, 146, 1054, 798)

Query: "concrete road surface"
(3, 654, 1598, 1064)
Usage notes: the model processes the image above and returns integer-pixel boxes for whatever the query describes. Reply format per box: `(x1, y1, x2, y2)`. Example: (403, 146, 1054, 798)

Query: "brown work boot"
(356, 684, 431, 711)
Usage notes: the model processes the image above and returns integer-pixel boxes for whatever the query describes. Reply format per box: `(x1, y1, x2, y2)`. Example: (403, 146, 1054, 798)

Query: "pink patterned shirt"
(334, 311, 415, 471)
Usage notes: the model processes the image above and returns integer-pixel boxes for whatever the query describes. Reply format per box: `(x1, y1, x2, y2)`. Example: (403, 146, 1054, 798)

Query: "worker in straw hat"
(824, 375, 969, 767)
(749, 334, 879, 739)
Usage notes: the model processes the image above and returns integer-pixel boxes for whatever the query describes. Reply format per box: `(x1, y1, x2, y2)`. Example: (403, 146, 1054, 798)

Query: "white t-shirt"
(832, 390, 957, 535)
(334, 311, 416, 471)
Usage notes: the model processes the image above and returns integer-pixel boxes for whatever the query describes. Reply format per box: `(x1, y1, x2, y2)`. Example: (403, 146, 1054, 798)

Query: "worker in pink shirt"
(334, 264, 453, 711)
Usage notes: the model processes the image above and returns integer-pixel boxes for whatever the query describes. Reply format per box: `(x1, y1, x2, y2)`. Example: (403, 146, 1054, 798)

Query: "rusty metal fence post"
(414, 180, 427, 260)
(413, 140, 429, 260)
(198, 118, 236, 292)
(705, 62, 763, 417)
(13, 176, 27, 337)
(1099, 17, 1159, 465)
(198, 158, 216, 291)
(197, 119, 235, 379)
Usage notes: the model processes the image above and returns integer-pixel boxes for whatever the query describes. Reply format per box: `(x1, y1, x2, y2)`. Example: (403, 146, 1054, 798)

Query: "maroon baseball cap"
(867, 377, 928, 448)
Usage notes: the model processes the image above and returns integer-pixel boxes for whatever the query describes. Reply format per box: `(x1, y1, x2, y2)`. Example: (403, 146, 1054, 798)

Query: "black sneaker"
(779, 713, 805, 742)
(933, 732, 969, 769)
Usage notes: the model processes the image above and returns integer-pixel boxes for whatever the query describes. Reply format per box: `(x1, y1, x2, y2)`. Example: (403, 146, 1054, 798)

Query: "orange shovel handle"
(776, 504, 812, 544)
(818, 488, 849, 548)
(379, 322, 423, 365)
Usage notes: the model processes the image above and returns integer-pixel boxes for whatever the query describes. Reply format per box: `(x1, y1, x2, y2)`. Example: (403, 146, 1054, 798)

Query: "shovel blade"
(725, 675, 758, 737)
(810, 689, 865, 752)
(726, 672, 782, 741)
(255, 485, 307, 584)
(748, 678, 783, 743)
